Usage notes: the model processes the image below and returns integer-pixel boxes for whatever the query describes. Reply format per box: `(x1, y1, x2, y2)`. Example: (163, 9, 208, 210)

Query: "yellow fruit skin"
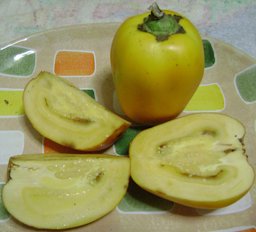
(111, 10, 204, 124)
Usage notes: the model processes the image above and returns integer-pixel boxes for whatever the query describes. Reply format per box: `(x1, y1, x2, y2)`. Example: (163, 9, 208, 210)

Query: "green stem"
(138, 2, 185, 41)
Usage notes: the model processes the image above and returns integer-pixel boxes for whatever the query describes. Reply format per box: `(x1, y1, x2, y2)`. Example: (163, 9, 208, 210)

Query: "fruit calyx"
(138, 2, 185, 41)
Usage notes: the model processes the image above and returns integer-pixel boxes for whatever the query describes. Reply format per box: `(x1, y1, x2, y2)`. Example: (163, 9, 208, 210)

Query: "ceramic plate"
(0, 23, 255, 232)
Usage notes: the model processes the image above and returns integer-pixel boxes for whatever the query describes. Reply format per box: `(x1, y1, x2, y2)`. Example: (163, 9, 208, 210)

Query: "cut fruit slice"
(23, 72, 130, 151)
(2, 154, 130, 229)
(129, 113, 255, 209)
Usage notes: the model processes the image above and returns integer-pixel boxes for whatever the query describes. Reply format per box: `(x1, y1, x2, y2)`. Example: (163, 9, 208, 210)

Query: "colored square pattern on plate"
(54, 50, 95, 76)
(235, 64, 256, 103)
(0, 45, 35, 77)
(185, 83, 225, 111)
(0, 89, 24, 116)
(117, 180, 173, 213)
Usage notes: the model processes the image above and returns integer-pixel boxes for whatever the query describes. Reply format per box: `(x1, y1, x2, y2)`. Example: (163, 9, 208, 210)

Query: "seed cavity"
(44, 98, 93, 124)
(224, 148, 237, 154)
(88, 169, 105, 185)
(202, 129, 216, 137)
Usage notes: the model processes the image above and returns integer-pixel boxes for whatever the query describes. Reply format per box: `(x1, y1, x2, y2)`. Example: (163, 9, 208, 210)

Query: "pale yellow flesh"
(23, 72, 130, 151)
(2, 154, 130, 229)
(130, 113, 255, 209)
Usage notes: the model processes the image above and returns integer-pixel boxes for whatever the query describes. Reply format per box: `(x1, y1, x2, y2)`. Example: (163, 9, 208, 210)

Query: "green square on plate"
(0, 46, 35, 76)
(235, 65, 256, 103)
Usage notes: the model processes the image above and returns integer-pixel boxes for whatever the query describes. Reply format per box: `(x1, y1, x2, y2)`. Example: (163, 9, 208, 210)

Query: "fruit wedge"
(129, 113, 255, 209)
(23, 72, 130, 151)
(2, 154, 130, 229)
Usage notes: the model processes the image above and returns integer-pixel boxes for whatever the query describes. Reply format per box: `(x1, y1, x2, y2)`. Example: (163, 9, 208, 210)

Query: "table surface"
(0, 0, 256, 59)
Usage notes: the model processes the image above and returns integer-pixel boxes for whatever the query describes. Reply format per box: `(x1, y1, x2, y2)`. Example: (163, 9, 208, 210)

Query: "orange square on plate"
(54, 51, 95, 76)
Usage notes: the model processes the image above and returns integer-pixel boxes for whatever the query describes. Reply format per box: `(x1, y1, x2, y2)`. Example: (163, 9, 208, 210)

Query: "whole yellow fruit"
(111, 3, 204, 124)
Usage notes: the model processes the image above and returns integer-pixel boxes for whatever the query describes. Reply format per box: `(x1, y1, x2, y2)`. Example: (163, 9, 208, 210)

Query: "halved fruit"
(23, 72, 130, 151)
(2, 154, 130, 229)
(129, 113, 255, 209)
